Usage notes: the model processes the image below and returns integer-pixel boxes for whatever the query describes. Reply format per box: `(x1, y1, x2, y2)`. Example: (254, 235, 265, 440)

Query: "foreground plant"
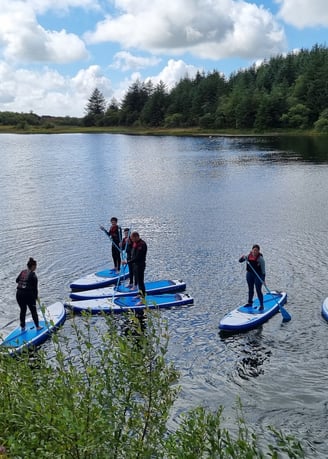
(0, 310, 304, 458)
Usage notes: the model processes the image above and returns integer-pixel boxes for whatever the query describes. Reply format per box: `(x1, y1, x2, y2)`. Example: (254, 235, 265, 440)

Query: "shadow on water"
(219, 326, 273, 382)
(258, 135, 328, 163)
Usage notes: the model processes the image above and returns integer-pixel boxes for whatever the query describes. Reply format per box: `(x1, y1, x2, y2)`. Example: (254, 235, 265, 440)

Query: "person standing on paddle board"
(100, 217, 122, 272)
(239, 244, 266, 310)
(123, 231, 147, 303)
(16, 257, 42, 331)
(120, 228, 134, 288)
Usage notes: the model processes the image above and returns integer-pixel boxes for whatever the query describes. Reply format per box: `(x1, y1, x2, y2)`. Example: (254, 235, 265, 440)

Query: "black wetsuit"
(16, 269, 39, 328)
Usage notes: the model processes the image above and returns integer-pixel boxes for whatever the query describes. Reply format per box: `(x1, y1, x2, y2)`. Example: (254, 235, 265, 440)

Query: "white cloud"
(276, 0, 328, 28)
(0, 63, 112, 116)
(85, 0, 286, 60)
(22, 0, 99, 15)
(0, 1, 88, 63)
(145, 59, 201, 90)
(111, 51, 161, 71)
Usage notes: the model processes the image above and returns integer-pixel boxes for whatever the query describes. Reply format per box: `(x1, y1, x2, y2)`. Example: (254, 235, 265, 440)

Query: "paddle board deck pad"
(219, 291, 287, 332)
(70, 279, 186, 300)
(70, 268, 129, 291)
(66, 293, 193, 314)
(322, 297, 328, 322)
(0, 302, 66, 355)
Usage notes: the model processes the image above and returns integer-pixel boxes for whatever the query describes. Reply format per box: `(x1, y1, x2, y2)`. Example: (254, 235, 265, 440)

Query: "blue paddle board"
(0, 302, 66, 355)
(322, 297, 328, 322)
(219, 291, 287, 332)
(70, 279, 186, 300)
(65, 292, 193, 314)
(70, 267, 129, 291)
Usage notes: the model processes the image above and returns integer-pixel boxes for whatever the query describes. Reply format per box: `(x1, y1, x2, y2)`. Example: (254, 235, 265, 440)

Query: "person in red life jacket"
(239, 244, 266, 310)
(100, 217, 122, 272)
(120, 228, 135, 288)
(16, 257, 43, 331)
(123, 231, 147, 304)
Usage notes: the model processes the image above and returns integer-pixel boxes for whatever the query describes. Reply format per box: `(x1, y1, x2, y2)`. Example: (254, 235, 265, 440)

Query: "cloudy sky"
(0, 0, 327, 117)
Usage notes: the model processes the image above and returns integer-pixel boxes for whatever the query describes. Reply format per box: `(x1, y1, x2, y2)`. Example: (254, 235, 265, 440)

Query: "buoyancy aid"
(246, 252, 264, 276)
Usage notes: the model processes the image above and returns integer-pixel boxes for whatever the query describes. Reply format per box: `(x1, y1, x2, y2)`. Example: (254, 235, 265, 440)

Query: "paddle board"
(0, 302, 66, 355)
(70, 267, 129, 291)
(322, 297, 328, 322)
(66, 292, 193, 314)
(219, 291, 287, 332)
(70, 279, 186, 300)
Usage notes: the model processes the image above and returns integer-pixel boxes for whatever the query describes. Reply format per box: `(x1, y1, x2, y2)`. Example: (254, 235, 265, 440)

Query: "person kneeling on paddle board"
(16, 257, 43, 331)
(239, 244, 266, 310)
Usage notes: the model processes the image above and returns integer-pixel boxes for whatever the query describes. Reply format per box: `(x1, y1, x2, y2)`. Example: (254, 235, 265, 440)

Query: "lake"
(1, 133, 328, 456)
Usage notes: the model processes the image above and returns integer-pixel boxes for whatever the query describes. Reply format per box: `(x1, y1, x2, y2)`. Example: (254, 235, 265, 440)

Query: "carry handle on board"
(245, 259, 291, 322)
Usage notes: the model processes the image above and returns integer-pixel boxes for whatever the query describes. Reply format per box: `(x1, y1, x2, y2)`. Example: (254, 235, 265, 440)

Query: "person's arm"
(259, 257, 266, 280)
(239, 255, 247, 263)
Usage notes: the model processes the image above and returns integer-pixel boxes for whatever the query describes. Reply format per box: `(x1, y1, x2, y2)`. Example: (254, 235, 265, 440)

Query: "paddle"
(245, 259, 291, 322)
(0, 317, 19, 331)
(37, 298, 50, 330)
(112, 227, 131, 302)
(99, 225, 123, 254)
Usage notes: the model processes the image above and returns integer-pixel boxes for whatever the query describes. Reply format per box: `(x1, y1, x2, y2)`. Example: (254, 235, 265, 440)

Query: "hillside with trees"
(1, 44, 328, 133)
(85, 44, 328, 133)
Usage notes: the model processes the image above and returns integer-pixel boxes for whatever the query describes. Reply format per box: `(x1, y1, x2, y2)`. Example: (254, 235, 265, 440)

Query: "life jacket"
(17, 269, 30, 289)
(110, 225, 122, 244)
(246, 252, 263, 275)
(131, 239, 147, 265)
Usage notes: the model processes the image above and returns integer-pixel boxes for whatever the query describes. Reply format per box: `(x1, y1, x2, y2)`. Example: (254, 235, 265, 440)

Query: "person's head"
(130, 231, 140, 242)
(251, 244, 260, 256)
(111, 217, 118, 225)
(27, 257, 37, 270)
(124, 228, 129, 235)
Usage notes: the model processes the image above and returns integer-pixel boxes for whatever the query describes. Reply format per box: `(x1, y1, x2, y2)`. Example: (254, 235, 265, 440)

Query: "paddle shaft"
(37, 298, 50, 329)
(100, 226, 123, 253)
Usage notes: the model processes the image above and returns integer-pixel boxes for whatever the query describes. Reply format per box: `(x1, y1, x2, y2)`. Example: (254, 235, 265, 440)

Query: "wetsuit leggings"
(246, 271, 263, 307)
(134, 263, 146, 297)
(16, 291, 39, 328)
(112, 245, 121, 270)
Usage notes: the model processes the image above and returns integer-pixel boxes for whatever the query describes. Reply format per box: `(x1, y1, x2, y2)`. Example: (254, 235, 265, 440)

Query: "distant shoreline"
(0, 126, 324, 137)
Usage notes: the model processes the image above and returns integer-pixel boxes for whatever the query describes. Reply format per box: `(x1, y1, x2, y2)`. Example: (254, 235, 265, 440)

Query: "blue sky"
(0, 0, 327, 117)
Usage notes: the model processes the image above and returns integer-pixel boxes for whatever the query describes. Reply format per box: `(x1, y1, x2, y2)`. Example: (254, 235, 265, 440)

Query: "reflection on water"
(1, 133, 328, 456)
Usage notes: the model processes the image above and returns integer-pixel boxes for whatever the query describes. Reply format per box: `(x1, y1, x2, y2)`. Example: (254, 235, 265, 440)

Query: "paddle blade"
(280, 305, 291, 322)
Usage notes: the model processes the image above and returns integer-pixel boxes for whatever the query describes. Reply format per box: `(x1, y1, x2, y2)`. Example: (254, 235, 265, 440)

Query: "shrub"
(0, 311, 304, 458)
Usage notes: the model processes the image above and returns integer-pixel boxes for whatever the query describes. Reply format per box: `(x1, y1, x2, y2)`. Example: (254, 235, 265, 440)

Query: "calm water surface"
(1, 133, 328, 456)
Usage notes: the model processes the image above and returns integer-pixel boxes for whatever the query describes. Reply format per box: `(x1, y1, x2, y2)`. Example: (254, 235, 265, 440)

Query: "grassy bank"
(0, 124, 323, 136)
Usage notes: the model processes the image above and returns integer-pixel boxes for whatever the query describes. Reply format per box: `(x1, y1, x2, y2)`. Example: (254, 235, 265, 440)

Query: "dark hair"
(27, 257, 37, 269)
(252, 244, 260, 250)
(131, 231, 139, 238)
(111, 217, 118, 222)
(124, 228, 129, 232)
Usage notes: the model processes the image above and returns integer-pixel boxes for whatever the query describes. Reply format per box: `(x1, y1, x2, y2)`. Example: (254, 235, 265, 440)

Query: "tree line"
(1, 44, 328, 133)
(85, 44, 328, 133)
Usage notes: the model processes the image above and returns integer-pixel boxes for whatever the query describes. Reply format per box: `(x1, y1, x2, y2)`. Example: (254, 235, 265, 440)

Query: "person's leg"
(128, 261, 134, 286)
(27, 301, 40, 328)
(255, 277, 264, 308)
(246, 271, 255, 305)
(112, 246, 121, 270)
(16, 292, 27, 328)
(138, 265, 146, 298)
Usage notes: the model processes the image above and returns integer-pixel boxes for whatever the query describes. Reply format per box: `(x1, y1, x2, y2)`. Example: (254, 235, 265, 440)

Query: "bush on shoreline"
(0, 310, 304, 458)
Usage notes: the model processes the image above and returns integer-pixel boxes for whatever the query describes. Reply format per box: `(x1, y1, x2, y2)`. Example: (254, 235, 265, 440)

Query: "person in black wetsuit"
(100, 217, 122, 272)
(120, 228, 134, 288)
(16, 257, 42, 331)
(239, 244, 266, 310)
(123, 231, 147, 303)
